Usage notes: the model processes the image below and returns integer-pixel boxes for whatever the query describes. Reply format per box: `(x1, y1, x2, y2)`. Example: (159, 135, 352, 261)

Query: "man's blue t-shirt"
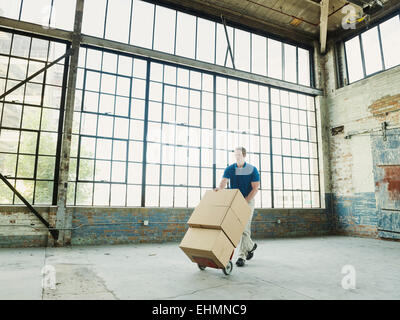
(223, 162, 260, 198)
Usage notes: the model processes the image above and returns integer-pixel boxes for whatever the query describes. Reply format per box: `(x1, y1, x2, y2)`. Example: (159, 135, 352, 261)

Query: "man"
(214, 147, 260, 267)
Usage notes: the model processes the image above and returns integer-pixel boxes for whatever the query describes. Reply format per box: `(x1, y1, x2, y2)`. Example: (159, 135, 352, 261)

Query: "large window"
(0, 0, 77, 31)
(69, 47, 319, 208)
(344, 14, 400, 84)
(70, 47, 147, 206)
(81, 0, 312, 87)
(0, 30, 68, 204)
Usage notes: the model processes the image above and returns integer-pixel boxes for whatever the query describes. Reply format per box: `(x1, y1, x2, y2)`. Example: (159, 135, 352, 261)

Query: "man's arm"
(214, 178, 229, 191)
(245, 181, 260, 202)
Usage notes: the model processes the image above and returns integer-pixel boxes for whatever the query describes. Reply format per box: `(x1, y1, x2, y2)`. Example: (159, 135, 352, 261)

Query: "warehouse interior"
(0, 0, 399, 300)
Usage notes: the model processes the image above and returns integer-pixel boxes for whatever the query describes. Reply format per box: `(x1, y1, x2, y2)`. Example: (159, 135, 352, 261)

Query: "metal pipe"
(0, 219, 310, 231)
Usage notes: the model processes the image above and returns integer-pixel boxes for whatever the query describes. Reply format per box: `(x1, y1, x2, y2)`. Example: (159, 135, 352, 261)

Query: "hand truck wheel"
(197, 264, 206, 271)
(222, 261, 233, 275)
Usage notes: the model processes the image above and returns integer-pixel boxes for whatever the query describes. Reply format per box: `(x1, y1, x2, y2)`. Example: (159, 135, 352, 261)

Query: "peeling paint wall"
(324, 41, 400, 238)
(371, 128, 400, 239)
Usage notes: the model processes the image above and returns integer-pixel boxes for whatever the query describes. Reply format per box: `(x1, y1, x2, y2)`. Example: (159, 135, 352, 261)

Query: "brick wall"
(70, 207, 331, 246)
(0, 206, 57, 247)
(0, 205, 331, 247)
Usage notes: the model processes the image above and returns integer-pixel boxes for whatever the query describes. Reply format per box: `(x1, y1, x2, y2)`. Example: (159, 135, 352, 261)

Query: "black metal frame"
(0, 28, 70, 206)
(76, 0, 314, 88)
(0, 3, 322, 209)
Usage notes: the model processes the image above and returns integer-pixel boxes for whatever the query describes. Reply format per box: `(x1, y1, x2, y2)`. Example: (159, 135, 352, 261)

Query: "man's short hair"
(235, 147, 246, 157)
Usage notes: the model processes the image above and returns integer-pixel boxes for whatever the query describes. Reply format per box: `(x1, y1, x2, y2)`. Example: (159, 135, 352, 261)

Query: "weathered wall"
(324, 41, 400, 239)
(0, 206, 331, 247)
(0, 206, 57, 247)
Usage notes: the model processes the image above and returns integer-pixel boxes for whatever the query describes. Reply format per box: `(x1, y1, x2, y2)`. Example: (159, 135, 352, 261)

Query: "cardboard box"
(187, 203, 243, 246)
(179, 227, 234, 269)
(187, 189, 251, 247)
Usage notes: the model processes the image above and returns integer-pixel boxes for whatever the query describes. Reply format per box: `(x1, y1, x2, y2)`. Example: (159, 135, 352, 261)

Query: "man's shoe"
(246, 243, 257, 260)
(236, 258, 245, 267)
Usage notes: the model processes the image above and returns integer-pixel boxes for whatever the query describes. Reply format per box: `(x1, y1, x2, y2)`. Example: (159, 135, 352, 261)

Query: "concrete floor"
(0, 236, 399, 300)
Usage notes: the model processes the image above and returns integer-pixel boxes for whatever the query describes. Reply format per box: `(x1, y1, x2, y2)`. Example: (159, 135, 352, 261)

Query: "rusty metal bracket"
(381, 121, 387, 141)
(0, 173, 59, 240)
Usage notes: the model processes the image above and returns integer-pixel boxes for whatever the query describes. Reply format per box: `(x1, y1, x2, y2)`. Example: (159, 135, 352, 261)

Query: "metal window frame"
(0, 28, 69, 206)
(341, 11, 400, 85)
(0, 6, 323, 209)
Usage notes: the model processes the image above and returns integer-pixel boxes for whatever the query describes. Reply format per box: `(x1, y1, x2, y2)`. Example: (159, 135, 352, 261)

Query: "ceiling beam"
(151, 0, 317, 45)
(320, 0, 329, 53)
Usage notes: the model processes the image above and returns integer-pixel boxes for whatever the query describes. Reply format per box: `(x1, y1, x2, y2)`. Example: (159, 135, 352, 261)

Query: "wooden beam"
(320, 0, 329, 54)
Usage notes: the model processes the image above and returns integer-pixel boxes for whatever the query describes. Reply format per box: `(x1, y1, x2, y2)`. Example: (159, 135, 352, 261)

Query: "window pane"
(145, 186, 159, 206)
(361, 27, 383, 76)
(39, 132, 57, 155)
(284, 44, 297, 83)
(380, 16, 400, 69)
(17, 155, 35, 178)
(268, 39, 282, 79)
(154, 6, 175, 54)
(82, 0, 107, 38)
(128, 162, 142, 184)
(252, 34, 267, 76)
(235, 29, 250, 72)
(146, 164, 159, 184)
(95, 160, 111, 182)
(111, 184, 126, 206)
(19, 131, 37, 154)
(298, 48, 310, 86)
(15, 180, 34, 204)
(127, 185, 141, 206)
(0, 0, 21, 19)
(176, 12, 196, 59)
(20, 0, 52, 26)
(76, 183, 93, 205)
(130, 0, 154, 49)
(105, 0, 131, 43)
(175, 187, 187, 207)
(161, 165, 173, 184)
(94, 183, 110, 205)
(345, 37, 364, 83)
(111, 162, 126, 182)
(50, 0, 76, 31)
(160, 186, 173, 206)
(197, 18, 215, 63)
(37, 156, 55, 179)
(34, 181, 52, 204)
(188, 187, 200, 207)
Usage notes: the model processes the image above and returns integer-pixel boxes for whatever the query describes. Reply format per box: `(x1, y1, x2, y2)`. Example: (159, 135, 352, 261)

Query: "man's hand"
(214, 178, 228, 192)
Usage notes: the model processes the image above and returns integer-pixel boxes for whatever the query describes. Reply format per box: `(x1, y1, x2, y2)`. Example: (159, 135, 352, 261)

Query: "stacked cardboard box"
(179, 189, 251, 269)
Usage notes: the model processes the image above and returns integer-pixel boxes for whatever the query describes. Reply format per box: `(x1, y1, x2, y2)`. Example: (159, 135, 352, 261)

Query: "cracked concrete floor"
(0, 236, 399, 300)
